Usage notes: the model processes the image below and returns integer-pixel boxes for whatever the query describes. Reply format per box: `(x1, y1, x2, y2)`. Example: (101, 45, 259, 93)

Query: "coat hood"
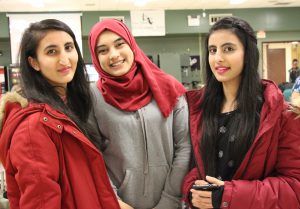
(0, 92, 28, 132)
(0, 92, 29, 166)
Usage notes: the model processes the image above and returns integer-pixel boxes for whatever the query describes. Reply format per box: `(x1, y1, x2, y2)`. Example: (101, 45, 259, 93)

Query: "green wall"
(0, 13, 9, 38)
(80, 7, 300, 35)
(1, 7, 300, 67)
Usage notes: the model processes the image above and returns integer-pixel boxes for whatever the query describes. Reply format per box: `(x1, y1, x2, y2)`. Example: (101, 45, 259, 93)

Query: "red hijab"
(88, 19, 186, 117)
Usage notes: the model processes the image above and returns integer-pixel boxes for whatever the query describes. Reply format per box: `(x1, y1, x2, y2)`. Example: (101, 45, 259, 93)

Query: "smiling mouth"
(58, 66, 71, 72)
(215, 66, 230, 74)
(110, 60, 125, 67)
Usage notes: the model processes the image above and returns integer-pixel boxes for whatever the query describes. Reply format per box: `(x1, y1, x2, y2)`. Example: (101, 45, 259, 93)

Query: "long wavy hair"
(200, 16, 264, 176)
(19, 19, 100, 147)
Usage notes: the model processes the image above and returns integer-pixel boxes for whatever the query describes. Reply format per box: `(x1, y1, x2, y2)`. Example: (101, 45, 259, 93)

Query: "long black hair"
(200, 16, 264, 176)
(19, 19, 99, 146)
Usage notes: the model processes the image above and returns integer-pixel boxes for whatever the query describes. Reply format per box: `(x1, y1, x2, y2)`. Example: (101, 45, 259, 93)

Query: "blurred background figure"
(288, 58, 300, 83)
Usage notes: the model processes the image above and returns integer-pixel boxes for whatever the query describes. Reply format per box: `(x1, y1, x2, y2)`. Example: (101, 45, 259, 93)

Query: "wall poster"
(130, 10, 165, 36)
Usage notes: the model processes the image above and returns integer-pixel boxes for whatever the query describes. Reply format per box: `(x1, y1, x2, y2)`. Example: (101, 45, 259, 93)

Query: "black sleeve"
(212, 186, 224, 208)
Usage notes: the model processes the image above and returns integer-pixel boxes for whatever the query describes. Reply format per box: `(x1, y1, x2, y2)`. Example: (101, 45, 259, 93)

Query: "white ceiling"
(1, 0, 300, 12)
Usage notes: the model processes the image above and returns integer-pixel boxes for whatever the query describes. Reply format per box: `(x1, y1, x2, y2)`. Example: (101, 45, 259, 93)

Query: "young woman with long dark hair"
(182, 16, 300, 209)
(0, 19, 120, 209)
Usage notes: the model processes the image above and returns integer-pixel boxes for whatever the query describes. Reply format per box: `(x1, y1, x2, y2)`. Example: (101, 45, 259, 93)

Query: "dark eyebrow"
(221, 42, 236, 47)
(114, 37, 123, 43)
(96, 37, 124, 51)
(208, 42, 236, 48)
(43, 42, 74, 51)
(43, 44, 57, 52)
(65, 41, 74, 46)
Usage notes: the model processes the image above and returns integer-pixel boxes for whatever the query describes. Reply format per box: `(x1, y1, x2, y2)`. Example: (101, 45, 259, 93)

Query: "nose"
(109, 47, 120, 61)
(215, 50, 224, 63)
(59, 52, 69, 65)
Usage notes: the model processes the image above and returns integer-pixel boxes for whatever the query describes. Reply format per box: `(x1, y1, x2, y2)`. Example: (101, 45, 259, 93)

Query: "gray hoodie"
(89, 83, 191, 209)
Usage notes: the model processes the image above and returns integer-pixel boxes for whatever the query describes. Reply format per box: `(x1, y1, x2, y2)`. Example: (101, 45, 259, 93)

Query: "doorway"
(267, 48, 286, 84)
(262, 41, 300, 84)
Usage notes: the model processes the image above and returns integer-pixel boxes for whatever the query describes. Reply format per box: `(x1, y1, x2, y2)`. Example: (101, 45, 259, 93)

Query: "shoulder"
(279, 109, 300, 143)
(185, 88, 205, 112)
(0, 92, 28, 130)
(174, 95, 187, 108)
(186, 88, 204, 102)
(90, 82, 104, 103)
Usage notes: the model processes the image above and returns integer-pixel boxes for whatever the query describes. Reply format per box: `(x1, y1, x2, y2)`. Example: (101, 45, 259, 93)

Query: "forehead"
(38, 30, 73, 47)
(97, 30, 121, 44)
(208, 29, 242, 46)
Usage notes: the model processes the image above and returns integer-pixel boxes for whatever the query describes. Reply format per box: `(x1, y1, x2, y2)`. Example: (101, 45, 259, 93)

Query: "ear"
(28, 56, 40, 71)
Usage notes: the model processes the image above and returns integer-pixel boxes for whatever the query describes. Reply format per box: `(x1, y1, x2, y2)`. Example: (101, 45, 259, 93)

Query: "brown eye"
(97, 48, 108, 55)
(47, 49, 56, 55)
(224, 46, 235, 53)
(208, 48, 217, 55)
(116, 41, 125, 47)
(65, 43, 75, 51)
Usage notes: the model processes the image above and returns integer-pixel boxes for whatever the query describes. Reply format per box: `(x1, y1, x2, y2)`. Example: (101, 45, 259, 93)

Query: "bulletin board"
(7, 13, 82, 65)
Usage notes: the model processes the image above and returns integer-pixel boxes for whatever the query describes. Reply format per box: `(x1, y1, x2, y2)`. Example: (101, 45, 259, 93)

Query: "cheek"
(208, 56, 214, 68)
(236, 53, 245, 71)
(72, 53, 79, 64)
(129, 52, 134, 65)
(98, 55, 106, 69)
(127, 50, 134, 63)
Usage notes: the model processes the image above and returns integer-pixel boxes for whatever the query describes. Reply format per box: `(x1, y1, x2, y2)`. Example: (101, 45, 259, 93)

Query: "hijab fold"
(88, 19, 186, 117)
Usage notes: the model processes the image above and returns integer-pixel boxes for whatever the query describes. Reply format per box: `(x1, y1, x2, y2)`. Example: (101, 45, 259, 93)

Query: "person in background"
(88, 19, 191, 209)
(288, 58, 300, 83)
(291, 74, 300, 101)
(182, 16, 300, 209)
(0, 19, 120, 209)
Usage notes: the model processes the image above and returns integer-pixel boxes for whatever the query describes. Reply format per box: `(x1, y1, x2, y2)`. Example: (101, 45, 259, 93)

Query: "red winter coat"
(182, 80, 300, 209)
(0, 92, 120, 209)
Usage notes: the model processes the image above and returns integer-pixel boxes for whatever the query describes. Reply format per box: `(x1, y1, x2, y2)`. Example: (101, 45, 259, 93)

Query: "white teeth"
(110, 60, 124, 67)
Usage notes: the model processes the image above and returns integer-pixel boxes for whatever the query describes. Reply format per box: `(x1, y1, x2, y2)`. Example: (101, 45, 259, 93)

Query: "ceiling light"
(230, 0, 247, 4)
(22, 0, 44, 8)
(134, 0, 148, 7)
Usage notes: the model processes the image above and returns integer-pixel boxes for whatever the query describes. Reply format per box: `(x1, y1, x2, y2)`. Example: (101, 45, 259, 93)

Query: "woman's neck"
(221, 81, 239, 113)
(54, 86, 67, 97)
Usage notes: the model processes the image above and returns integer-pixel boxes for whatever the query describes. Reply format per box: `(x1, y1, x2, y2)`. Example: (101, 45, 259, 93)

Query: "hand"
(190, 176, 224, 209)
(205, 175, 224, 186)
(190, 179, 212, 208)
(118, 200, 134, 209)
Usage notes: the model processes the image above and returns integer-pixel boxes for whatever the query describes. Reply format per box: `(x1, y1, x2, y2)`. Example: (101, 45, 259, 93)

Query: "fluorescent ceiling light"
(134, 0, 148, 7)
(230, 0, 247, 4)
(22, 0, 44, 7)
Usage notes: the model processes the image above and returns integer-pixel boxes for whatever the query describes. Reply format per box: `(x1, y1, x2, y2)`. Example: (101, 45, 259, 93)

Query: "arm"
(89, 90, 134, 209)
(155, 96, 192, 209)
(220, 112, 300, 209)
(8, 117, 61, 209)
(182, 167, 200, 207)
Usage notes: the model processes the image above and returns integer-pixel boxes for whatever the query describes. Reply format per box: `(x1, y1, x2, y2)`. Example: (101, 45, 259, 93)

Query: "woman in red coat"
(0, 19, 120, 209)
(182, 16, 300, 209)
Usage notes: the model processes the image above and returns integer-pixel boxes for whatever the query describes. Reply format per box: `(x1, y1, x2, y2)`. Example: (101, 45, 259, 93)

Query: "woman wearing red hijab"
(88, 19, 191, 209)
